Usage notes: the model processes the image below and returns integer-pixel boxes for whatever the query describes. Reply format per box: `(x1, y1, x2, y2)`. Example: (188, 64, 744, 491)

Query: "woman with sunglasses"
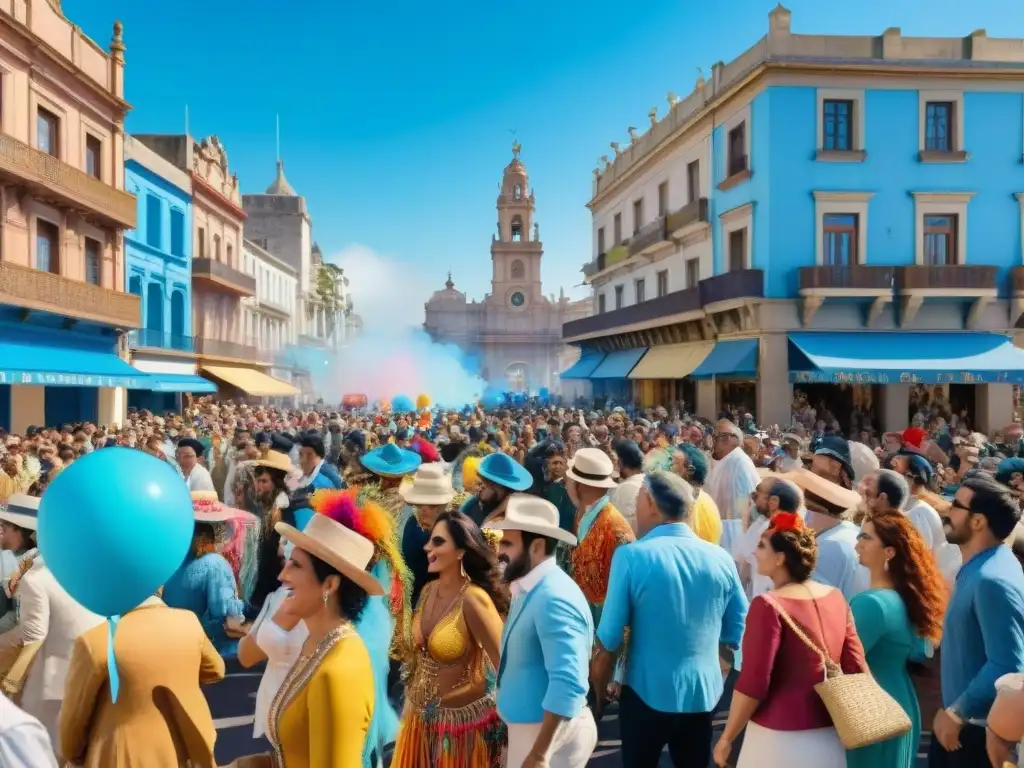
(391, 510, 508, 767)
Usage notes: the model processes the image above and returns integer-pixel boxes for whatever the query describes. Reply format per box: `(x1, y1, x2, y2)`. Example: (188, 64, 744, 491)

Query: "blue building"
(124, 135, 214, 413)
(565, 5, 1024, 434)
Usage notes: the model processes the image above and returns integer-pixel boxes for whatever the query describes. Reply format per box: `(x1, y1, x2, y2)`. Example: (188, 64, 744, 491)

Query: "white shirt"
(249, 586, 308, 738)
(904, 496, 962, 584)
(608, 473, 643, 534)
(510, 556, 558, 599)
(0, 696, 58, 768)
(185, 463, 215, 494)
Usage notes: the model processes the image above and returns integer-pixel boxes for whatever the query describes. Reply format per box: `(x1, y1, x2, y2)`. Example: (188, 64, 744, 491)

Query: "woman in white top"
(236, 546, 308, 739)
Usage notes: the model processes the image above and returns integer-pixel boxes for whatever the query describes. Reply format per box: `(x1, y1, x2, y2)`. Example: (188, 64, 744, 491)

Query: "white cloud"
(325, 244, 432, 334)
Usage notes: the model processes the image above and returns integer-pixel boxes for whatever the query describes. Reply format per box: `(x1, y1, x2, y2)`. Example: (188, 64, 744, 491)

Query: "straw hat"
(566, 448, 617, 489)
(254, 450, 293, 475)
(190, 491, 256, 524)
(275, 515, 385, 596)
(485, 493, 577, 545)
(783, 468, 861, 511)
(0, 493, 39, 531)
(400, 464, 455, 507)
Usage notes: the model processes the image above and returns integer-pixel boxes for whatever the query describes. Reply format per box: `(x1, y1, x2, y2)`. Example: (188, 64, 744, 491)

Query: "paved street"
(208, 659, 931, 766)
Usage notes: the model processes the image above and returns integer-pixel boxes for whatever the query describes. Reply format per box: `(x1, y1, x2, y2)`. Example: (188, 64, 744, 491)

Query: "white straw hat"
(275, 515, 385, 597)
(485, 493, 577, 545)
(400, 464, 455, 506)
(566, 448, 617, 489)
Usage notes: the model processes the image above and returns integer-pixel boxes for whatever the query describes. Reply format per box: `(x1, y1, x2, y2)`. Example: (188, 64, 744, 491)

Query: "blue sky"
(66, 0, 1024, 320)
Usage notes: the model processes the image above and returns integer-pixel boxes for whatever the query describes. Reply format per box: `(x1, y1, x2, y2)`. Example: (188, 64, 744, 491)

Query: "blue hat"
(360, 443, 422, 478)
(996, 457, 1024, 485)
(477, 452, 533, 492)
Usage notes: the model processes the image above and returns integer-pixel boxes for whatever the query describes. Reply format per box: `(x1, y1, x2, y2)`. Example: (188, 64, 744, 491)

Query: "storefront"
(129, 354, 216, 415)
(200, 364, 300, 401)
(586, 348, 648, 404)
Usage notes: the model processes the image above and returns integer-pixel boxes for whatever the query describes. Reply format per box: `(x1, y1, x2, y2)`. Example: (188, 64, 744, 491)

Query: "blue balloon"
(38, 448, 193, 618)
(392, 394, 415, 413)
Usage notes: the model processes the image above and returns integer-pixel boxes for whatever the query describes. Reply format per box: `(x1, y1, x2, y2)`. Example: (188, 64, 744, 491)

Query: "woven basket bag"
(762, 593, 912, 750)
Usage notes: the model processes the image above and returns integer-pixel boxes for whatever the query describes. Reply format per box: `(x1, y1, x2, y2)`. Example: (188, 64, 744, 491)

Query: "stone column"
(9, 386, 44, 435)
(975, 383, 1014, 435)
(757, 333, 792, 428)
(881, 384, 911, 433)
(98, 387, 127, 429)
(695, 379, 718, 420)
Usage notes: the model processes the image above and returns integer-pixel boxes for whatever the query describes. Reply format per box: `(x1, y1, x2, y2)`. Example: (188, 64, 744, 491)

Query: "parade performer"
(450, 442, 494, 494)
(460, 452, 534, 527)
(161, 491, 252, 655)
(391, 510, 507, 767)
(348, 443, 423, 525)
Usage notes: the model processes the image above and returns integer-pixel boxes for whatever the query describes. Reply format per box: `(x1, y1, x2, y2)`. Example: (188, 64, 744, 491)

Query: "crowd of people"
(0, 395, 1023, 768)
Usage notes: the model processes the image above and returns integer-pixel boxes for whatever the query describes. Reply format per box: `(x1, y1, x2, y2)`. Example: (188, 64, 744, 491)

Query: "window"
(728, 229, 747, 271)
(613, 213, 622, 243)
(822, 214, 858, 266)
(598, 293, 607, 314)
(614, 284, 624, 309)
(36, 108, 59, 156)
(513, 184, 522, 201)
(197, 227, 206, 258)
(84, 237, 101, 285)
(35, 219, 59, 274)
(170, 209, 185, 256)
(85, 134, 102, 179)
(511, 216, 523, 242)
(227, 243, 233, 266)
(657, 269, 669, 297)
(597, 227, 605, 255)
(213, 234, 221, 260)
(146, 195, 161, 248)
(632, 199, 643, 234)
(510, 259, 524, 279)
(822, 100, 853, 151)
(925, 102, 953, 152)
(686, 258, 700, 288)
(657, 182, 668, 217)
(727, 123, 746, 176)
(923, 215, 957, 265)
(687, 161, 700, 203)
(635, 278, 646, 303)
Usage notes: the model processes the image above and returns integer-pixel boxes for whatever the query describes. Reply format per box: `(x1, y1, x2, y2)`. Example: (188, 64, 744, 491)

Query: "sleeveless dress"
(846, 589, 919, 768)
(390, 581, 505, 767)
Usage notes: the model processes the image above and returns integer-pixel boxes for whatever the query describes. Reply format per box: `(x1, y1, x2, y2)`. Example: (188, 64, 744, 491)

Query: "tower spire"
(275, 114, 281, 163)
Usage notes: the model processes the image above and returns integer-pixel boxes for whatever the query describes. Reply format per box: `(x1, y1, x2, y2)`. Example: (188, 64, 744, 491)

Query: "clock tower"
(491, 141, 543, 311)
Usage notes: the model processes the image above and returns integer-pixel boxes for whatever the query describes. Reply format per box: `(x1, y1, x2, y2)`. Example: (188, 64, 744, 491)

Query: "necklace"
(423, 581, 465, 631)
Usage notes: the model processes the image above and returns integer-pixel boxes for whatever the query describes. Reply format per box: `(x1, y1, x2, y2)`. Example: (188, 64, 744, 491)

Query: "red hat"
(410, 437, 440, 463)
(901, 427, 927, 448)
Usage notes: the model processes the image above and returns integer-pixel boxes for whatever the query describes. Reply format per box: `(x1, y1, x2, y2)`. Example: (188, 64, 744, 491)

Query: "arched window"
(511, 259, 525, 279)
(227, 243, 234, 267)
(214, 234, 222, 261)
(146, 282, 164, 332)
(511, 216, 523, 242)
(513, 183, 522, 201)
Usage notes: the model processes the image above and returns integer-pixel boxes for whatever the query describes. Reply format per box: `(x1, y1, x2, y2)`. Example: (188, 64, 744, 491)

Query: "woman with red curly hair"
(849, 508, 948, 768)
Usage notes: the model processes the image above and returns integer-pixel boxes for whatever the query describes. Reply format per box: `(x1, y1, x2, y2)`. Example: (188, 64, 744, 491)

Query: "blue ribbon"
(106, 615, 121, 703)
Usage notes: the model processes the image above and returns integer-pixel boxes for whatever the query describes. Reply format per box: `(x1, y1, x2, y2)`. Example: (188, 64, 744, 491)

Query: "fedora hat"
(783, 468, 860, 511)
(400, 464, 455, 507)
(486, 493, 577, 545)
(477, 452, 533, 492)
(360, 443, 422, 479)
(191, 491, 256, 524)
(254, 450, 293, 475)
(275, 515, 385, 596)
(0, 493, 39, 531)
(566, 448, 617, 489)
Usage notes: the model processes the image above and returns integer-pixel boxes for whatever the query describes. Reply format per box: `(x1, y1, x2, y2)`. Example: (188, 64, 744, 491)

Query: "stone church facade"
(423, 144, 590, 395)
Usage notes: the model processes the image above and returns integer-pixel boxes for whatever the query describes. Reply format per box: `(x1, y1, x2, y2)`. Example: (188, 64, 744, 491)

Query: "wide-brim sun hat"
(477, 452, 533, 492)
(360, 443, 422, 478)
(0, 493, 39, 531)
(275, 514, 385, 596)
(191, 491, 257, 524)
(485, 493, 577, 545)
(783, 468, 861, 511)
(254, 450, 293, 475)
(400, 463, 456, 506)
(565, 447, 617, 489)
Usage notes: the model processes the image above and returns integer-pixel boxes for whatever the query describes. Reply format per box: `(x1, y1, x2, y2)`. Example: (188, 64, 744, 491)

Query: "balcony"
(563, 286, 702, 341)
(0, 260, 140, 328)
(667, 198, 709, 238)
(628, 218, 668, 258)
(192, 258, 256, 297)
(257, 298, 291, 320)
(583, 244, 630, 284)
(698, 269, 764, 307)
(0, 133, 136, 229)
(129, 329, 196, 353)
(798, 265, 895, 326)
(895, 265, 998, 327)
(194, 337, 265, 362)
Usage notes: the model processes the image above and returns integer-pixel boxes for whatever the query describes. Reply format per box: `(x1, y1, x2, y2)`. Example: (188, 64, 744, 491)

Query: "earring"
(322, 592, 329, 605)
(884, 559, 890, 572)
(460, 557, 467, 579)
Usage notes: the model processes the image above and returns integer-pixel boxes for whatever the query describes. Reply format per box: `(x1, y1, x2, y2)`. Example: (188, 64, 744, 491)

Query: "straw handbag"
(762, 593, 911, 749)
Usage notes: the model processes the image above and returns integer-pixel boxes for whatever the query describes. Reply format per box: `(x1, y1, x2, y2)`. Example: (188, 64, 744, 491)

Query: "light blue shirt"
(497, 557, 593, 724)
(598, 522, 748, 714)
(811, 521, 869, 601)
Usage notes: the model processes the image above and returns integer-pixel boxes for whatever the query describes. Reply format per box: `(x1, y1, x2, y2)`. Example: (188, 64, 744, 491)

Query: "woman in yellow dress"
(231, 494, 386, 768)
(391, 510, 508, 767)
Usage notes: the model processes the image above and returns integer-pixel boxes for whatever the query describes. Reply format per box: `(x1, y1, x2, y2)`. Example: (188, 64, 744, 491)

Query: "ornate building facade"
(424, 144, 589, 394)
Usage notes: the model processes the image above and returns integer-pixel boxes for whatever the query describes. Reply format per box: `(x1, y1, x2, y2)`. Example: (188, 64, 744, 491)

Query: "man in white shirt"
(0, 696, 58, 768)
(175, 438, 215, 494)
(608, 440, 644, 534)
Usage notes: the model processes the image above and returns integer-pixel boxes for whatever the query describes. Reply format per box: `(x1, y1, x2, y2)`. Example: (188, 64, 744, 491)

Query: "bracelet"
(945, 708, 964, 726)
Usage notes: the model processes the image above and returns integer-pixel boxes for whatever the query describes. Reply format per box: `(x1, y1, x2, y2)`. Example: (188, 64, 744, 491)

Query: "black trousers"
(619, 685, 713, 768)
(927, 723, 988, 768)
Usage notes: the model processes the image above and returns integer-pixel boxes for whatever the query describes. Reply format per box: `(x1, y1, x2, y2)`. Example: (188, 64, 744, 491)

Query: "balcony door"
(146, 282, 164, 337)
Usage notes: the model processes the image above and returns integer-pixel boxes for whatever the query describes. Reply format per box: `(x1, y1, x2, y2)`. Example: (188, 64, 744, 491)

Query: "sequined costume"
(390, 582, 505, 767)
(570, 498, 635, 615)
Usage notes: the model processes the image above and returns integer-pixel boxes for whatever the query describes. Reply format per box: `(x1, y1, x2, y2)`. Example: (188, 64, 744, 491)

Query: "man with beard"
(491, 495, 596, 768)
(461, 451, 534, 527)
(933, 473, 1024, 767)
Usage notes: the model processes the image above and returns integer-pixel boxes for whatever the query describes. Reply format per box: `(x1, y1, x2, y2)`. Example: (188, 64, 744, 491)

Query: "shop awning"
(788, 332, 1024, 384)
(691, 339, 759, 379)
(589, 348, 648, 379)
(628, 342, 714, 380)
(132, 373, 217, 394)
(200, 365, 300, 396)
(0, 337, 150, 389)
(559, 350, 606, 380)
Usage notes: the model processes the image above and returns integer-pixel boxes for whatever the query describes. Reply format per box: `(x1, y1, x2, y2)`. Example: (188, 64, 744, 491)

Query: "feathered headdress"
(309, 489, 413, 659)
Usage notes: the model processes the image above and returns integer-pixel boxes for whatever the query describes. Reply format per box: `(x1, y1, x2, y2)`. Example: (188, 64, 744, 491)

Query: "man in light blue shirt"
(593, 470, 748, 768)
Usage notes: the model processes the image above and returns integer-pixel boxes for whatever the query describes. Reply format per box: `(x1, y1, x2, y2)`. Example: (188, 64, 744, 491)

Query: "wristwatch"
(945, 706, 964, 725)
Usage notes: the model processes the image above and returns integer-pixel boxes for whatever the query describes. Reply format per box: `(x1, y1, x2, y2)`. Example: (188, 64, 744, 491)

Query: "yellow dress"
(267, 624, 374, 768)
(691, 488, 724, 545)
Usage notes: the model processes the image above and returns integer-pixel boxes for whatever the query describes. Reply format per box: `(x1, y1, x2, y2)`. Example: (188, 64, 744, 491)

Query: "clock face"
(510, 291, 525, 308)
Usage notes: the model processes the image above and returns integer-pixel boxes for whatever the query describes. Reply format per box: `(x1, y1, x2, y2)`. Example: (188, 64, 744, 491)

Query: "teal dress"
(846, 589, 919, 768)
